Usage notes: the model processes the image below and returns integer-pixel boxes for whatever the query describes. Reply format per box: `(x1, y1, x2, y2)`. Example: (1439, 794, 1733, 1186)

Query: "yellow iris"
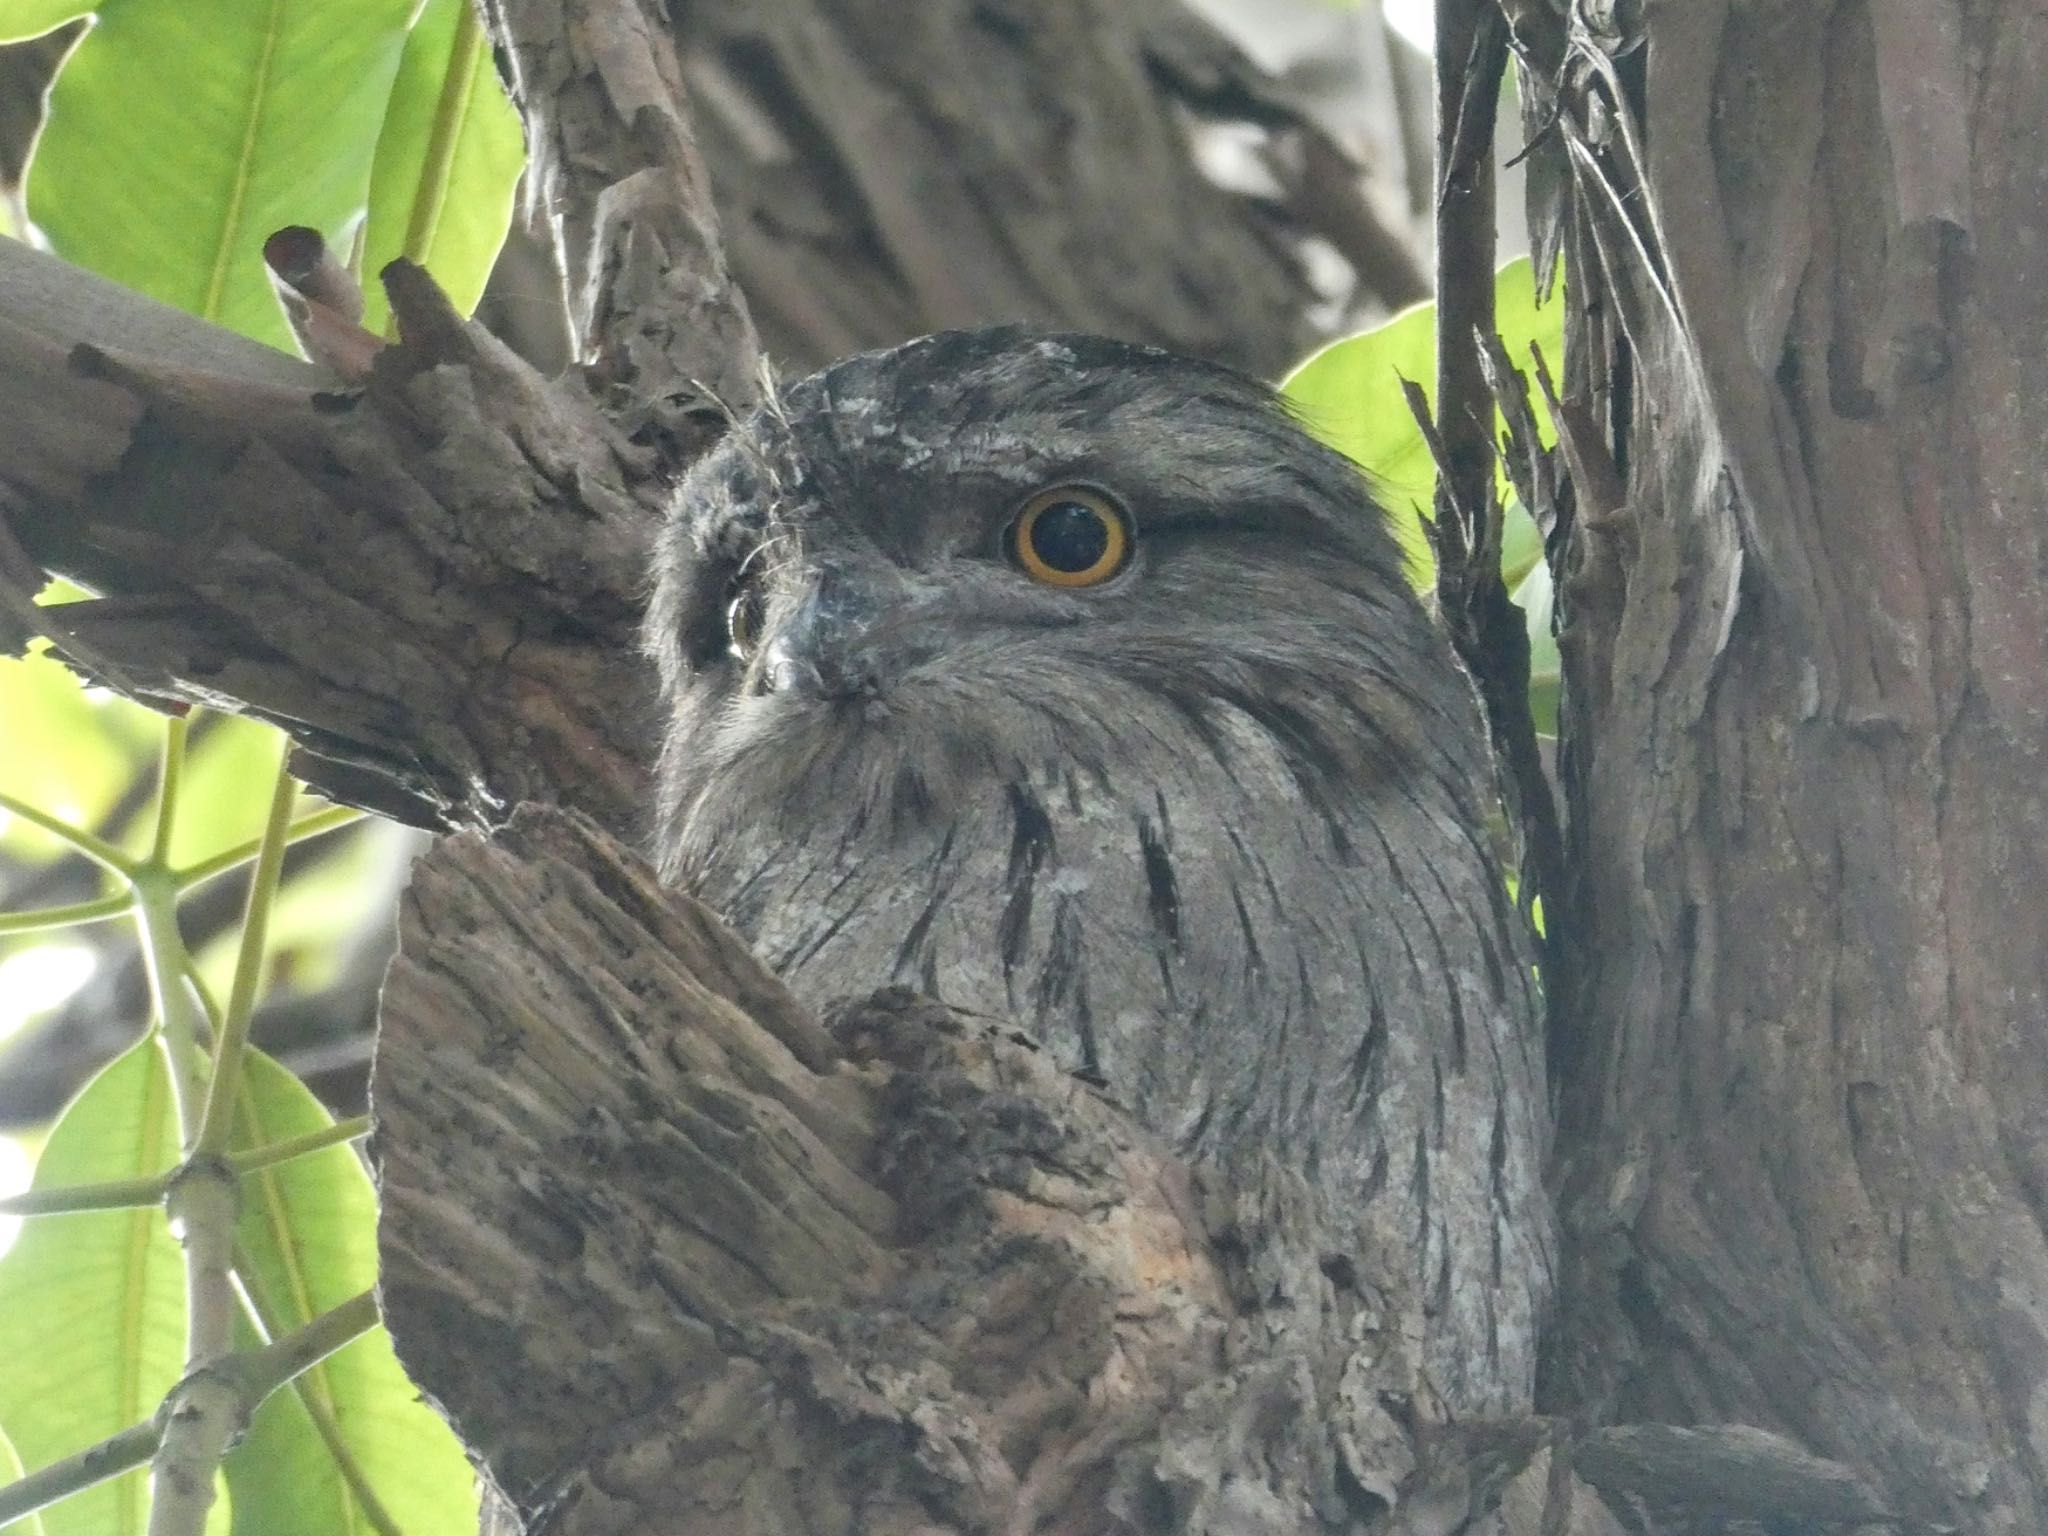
(1009, 487, 1131, 587)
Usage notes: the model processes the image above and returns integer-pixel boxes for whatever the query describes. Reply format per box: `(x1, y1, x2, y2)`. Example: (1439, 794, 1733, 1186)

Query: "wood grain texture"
(487, 0, 763, 469)
(374, 807, 1368, 1532)
(0, 238, 657, 833)
(669, 0, 1429, 379)
(1532, 2, 2048, 1529)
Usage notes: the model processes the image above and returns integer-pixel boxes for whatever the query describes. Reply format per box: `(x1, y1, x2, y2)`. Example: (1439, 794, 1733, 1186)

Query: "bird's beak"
(761, 570, 890, 701)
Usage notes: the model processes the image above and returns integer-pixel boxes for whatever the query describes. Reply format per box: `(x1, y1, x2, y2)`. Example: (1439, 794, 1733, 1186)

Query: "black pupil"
(1029, 502, 1111, 572)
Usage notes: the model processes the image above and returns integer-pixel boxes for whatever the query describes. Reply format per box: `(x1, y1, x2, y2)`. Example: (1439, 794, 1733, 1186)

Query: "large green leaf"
(0, 1041, 186, 1536)
(0, 0, 90, 43)
(1281, 256, 1562, 588)
(0, 652, 158, 867)
(225, 1052, 477, 1536)
(358, 0, 523, 335)
(27, 0, 419, 350)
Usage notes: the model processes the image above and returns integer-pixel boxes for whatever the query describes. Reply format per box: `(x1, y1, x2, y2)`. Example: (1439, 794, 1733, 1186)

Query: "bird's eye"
(1008, 487, 1131, 588)
(726, 579, 767, 661)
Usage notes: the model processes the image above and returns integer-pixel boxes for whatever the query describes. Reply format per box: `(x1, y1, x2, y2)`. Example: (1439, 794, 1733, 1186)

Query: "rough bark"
(373, 809, 1396, 1533)
(484, 0, 762, 469)
(372, 805, 1825, 1535)
(668, 0, 1428, 379)
(1516, 2, 2048, 1530)
(0, 238, 655, 832)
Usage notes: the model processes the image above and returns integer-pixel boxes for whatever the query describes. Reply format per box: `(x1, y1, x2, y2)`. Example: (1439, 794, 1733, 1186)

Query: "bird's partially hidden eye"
(726, 578, 768, 661)
(1008, 487, 1131, 588)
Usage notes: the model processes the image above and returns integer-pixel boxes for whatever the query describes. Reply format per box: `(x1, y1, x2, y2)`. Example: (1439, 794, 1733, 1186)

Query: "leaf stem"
(0, 891, 134, 936)
(150, 712, 191, 866)
(194, 749, 297, 1157)
(236, 1289, 381, 1401)
(173, 805, 366, 891)
(228, 1116, 370, 1175)
(0, 1419, 160, 1528)
(0, 1172, 167, 1217)
(232, 1267, 403, 1536)
(402, 0, 487, 268)
(0, 1291, 383, 1530)
(153, 738, 297, 1536)
(135, 880, 212, 1132)
(0, 787, 137, 877)
(0, 1116, 372, 1218)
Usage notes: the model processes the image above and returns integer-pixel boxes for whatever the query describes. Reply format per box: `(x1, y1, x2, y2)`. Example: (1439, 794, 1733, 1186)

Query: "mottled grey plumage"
(646, 328, 1549, 1413)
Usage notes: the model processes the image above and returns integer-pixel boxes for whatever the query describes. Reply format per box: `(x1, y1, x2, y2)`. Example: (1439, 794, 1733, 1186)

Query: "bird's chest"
(690, 768, 1349, 1150)
(680, 754, 1551, 1415)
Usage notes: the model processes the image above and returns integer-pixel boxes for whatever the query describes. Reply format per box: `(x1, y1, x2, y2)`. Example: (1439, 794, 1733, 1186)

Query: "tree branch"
(0, 238, 658, 833)
(485, 0, 761, 468)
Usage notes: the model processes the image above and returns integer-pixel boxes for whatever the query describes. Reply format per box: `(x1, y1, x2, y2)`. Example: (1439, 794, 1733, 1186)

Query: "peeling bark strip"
(486, 0, 762, 466)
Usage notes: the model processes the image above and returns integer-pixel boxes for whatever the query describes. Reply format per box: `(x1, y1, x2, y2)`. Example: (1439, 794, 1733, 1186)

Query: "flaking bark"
(1518, 3, 2048, 1530)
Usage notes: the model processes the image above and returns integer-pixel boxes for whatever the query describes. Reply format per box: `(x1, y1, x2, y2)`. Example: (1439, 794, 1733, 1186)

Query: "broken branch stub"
(0, 238, 663, 833)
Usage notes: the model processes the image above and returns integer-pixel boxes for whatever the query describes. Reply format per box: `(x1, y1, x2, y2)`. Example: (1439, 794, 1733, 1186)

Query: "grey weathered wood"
(0, 238, 655, 832)
(486, 0, 763, 468)
(381, 808, 1864, 1533)
(669, 0, 1429, 378)
(1526, 3, 2048, 1531)
(374, 808, 1356, 1532)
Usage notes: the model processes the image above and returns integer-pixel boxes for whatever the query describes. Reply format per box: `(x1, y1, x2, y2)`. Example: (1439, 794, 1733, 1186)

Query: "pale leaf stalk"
(0, 1420, 159, 1528)
(0, 891, 133, 936)
(134, 715, 210, 1131)
(232, 1261, 403, 1536)
(390, 0, 488, 337)
(174, 803, 364, 891)
(0, 1292, 380, 1530)
(228, 1115, 371, 1175)
(151, 741, 297, 1536)
(193, 746, 298, 1157)
(0, 786, 137, 877)
(0, 1171, 167, 1218)
(0, 1117, 370, 1218)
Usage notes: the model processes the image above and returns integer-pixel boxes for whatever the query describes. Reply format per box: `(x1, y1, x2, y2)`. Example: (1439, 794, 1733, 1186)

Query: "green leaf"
(1513, 554, 1560, 735)
(0, 1040, 184, 1536)
(0, 0, 90, 44)
(0, 653, 158, 867)
(1282, 295, 1440, 582)
(358, 0, 523, 335)
(1281, 256, 1565, 588)
(27, 0, 420, 350)
(226, 1052, 477, 1536)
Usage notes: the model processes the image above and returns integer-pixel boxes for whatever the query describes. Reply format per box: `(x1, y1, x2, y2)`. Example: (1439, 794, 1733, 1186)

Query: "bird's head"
(645, 327, 1479, 880)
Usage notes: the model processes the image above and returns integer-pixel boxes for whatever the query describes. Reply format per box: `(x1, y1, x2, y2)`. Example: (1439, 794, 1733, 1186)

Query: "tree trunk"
(1, 0, 2041, 1531)
(1526, 2, 2048, 1529)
